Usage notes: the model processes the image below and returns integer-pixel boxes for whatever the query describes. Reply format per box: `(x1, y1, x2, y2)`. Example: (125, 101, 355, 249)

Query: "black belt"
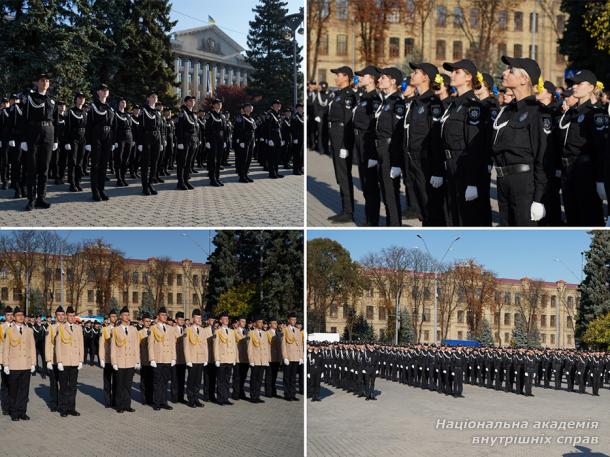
(375, 138, 391, 146)
(561, 155, 591, 168)
(329, 121, 345, 126)
(495, 164, 531, 178)
(444, 149, 465, 160)
(29, 121, 53, 127)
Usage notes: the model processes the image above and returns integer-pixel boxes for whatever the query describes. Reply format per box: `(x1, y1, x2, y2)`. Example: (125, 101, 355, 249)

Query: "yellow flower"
(476, 72, 483, 84)
(596, 81, 605, 91)
(537, 77, 545, 94)
(434, 73, 444, 85)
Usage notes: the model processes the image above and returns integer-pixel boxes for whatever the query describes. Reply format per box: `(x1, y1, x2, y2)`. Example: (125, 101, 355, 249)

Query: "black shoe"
(177, 182, 187, 190)
(116, 409, 124, 413)
(50, 407, 57, 412)
(329, 213, 354, 224)
(116, 180, 123, 187)
(160, 404, 173, 410)
(11, 416, 19, 421)
(218, 180, 224, 186)
(20, 414, 30, 420)
(245, 176, 254, 182)
(121, 179, 129, 186)
(68, 410, 80, 416)
(125, 407, 135, 412)
(148, 185, 158, 195)
(223, 401, 233, 406)
(143, 187, 151, 196)
(153, 406, 160, 411)
(256, 398, 265, 403)
(292, 397, 299, 401)
(239, 177, 248, 183)
(194, 401, 204, 407)
(76, 184, 83, 191)
(156, 177, 165, 183)
(35, 198, 51, 209)
(185, 182, 194, 190)
(99, 191, 109, 201)
(187, 402, 196, 408)
(25, 199, 35, 211)
(269, 174, 278, 179)
(69, 183, 78, 192)
(210, 180, 221, 187)
(92, 191, 102, 202)
(276, 174, 284, 178)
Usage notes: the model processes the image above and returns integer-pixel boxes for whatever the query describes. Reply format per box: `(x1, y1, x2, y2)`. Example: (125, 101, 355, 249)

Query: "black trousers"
(66, 137, 85, 185)
(114, 136, 132, 182)
(86, 341, 96, 365)
(444, 154, 478, 226)
(524, 370, 533, 396)
(216, 363, 232, 404)
(58, 366, 79, 413)
(10, 146, 25, 192)
(203, 363, 216, 401)
(284, 361, 299, 400)
(232, 363, 249, 399)
(90, 129, 112, 194)
(152, 363, 171, 407)
(265, 362, 280, 397)
(103, 364, 117, 407)
(171, 363, 186, 402)
(562, 162, 604, 226)
(330, 125, 354, 215)
(375, 139, 401, 226)
(207, 137, 224, 182)
(453, 368, 463, 396)
(309, 368, 322, 400)
(292, 138, 303, 173)
(0, 369, 10, 414)
(115, 367, 135, 410)
(250, 365, 264, 400)
(235, 138, 254, 178)
(141, 131, 161, 189)
(48, 364, 60, 409)
(298, 363, 304, 394)
(186, 363, 204, 403)
(267, 139, 282, 178)
(25, 124, 54, 200)
(364, 369, 376, 399)
(354, 130, 380, 225)
(496, 171, 536, 227)
(8, 370, 31, 418)
(176, 137, 196, 184)
(140, 365, 154, 404)
(0, 141, 9, 183)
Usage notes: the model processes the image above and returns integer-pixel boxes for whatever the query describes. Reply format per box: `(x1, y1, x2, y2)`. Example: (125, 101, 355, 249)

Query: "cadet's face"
(59, 105, 66, 114)
(334, 72, 349, 87)
(67, 313, 76, 324)
(56, 312, 65, 323)
(148, 95, 158, 106)
(451, 69, 469, 88)
(244, 106, 253, 115)
(270, 321, 278, 329)
(288, 317, 297, 326)
(255, 320, 264, 329)
(76, 96, 85, 106)
(142, 318, 151, 327)
(220, 316, 229, 326)
(186, 99, 195, 109)
(272, 103, 281, 111)
(38, 78, 50, 91)
(98, 89, 109, 99)
(410, 69, 426, 86)
(193, 315, 201, 326)
(572, 81, 594, 99)
(119, 100, 126, 110)
(378, 74, 390, 90)
(15, 313, 24, 324)
(207, 318, 215, 326)
(238, 319, 246, 328)
(109, 314, 117, 323)
(177, 317, 185, 326)
(121, 312, 129, 323)
(158, 313, 167, 323)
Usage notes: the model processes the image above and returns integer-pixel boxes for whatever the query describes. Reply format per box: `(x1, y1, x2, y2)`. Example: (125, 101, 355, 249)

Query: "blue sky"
(170, 0, 304, 50)
(307, 230, 594, 285)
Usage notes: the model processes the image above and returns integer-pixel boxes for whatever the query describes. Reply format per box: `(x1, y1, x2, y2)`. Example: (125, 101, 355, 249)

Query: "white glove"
(150, 361, 157, 368)
(3, 366, 9, 375)
(299, 359, 303, 365)
(268, 140, 274, 147)
(215, 361, 220, 368)
(362, 370, 366, 374)
(390, 167, 401, 179)
(113, 364, 118, 371)
(223, 143, 226, 148)
(530, 202, 546, 222)
(204, 362, 208, 367)
(555, 169, 561, 178)
(170, 360, 176, 367)
(46, 362, 53, 371)
(239, 143, 245, 148)
(233, 362, 236, 366)
(53, 142, 58, 151)
(597, 182, 607, 201)
(367, 159, 378, 168)
(137, 145, 143, 152)
(177, 144, 184, 150)
(307, 373, 311, 378)
(465, 185, 478, 201)
(85, 144, 91, 152)
(77, 362, 82, 370)
(58, 363, 64, 371)
(339, 148, 348, 159)
(281, 141, 285, 146)
(488, 165, 492, 173)
(205, 142, 211, 149)
(20, 142, 28, 151)
(31, 365, 36, 373)
(113, 143, 118, 150)
(100, 360, 105, 368)
(65, 144, 71, 151)
(186, 362, 193, 368)
(135, 363, 141, 369)
(430, 176, 443, 188)
(293, 139, 298, 144)
(284, 358, 290, 366)
(8, 140, 15, 147)
(250, 363, 255, 367)
(314, 116, 321, 123)
(160, 145, 164, 151)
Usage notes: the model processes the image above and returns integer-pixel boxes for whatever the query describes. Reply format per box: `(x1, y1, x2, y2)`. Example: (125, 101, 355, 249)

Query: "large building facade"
(325, 276, 579, 348)
(0, 256, 208, 321)
(309, 0, 567, 88)
(171, 24, 254, 100)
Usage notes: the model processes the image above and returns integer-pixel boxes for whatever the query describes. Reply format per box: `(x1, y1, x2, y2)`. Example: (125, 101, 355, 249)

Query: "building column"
(182, 60, 189, 96)
(228, 67, 234, 86)
(194, 61, 201, 98)
(235, 69, 241, 86)
(242, 71, 248, 87)
(220, 66, 226, 86)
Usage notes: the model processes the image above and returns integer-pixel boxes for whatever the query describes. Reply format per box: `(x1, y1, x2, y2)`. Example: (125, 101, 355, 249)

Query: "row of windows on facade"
(318, 35, 565, 67)
(174, 59, 244, 85)
(1, 287, 201, 307)
(0, 269, 204, 288)
(330, 305, 574, 330)
(324, 0, 565, 34)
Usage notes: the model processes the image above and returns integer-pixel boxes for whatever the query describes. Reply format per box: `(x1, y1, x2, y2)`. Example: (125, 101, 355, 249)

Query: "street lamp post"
(283, 8, 304, 107)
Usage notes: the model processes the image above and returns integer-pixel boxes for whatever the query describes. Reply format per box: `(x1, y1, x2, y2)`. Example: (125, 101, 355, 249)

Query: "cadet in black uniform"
(113, 98, 133, 187)
(65, 92, 87, 192)
(559, 69, 606, 226)
(162, 108, 174, 176)
(128, 105, 141, 179)
(439, 59, 484, 226)
(291, 103, 304, 175)
(20, 73, 59, 211)
(204, 98, 228, 186)
(233, 102, 256, 183)
(0, 97, 10, 190)
(281, 108, 292, 168)
(327, 66, 357, 223)
(307, 81, 318, 149)
(492, 56, 548, 227)
(263, 99, 284, 179)
(137, 91, 163, 196)
(8, 95, 25, 198)
(51, 101, 67, 184)
(85, 83, 115, 201)
(175, 96, 199, 190)
(375, 67, 405, 226)
(313, 82, 330, 154)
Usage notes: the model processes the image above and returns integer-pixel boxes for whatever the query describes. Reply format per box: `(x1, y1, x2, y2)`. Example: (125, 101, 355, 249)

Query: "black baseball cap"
(146, 90, 158, 97)
(355, 65, 381, 77)
(183, 95, 196, 102)
(271, 99, 281, 105)
(566, 69, 597, 86)
(97, 83, 110, 91)
(543, 80, 557, 94)
(74, 91, 86, 99)
(481, 73, 494, 89)
(330, 66, 353, 78)
(380, 67, 403, 84)
(442, 59, 477, 77)
(501, 55, 541, 85)
(212, 98, 222, 104)
(36, 73, 50, 81)
(409, 62, 438, 82)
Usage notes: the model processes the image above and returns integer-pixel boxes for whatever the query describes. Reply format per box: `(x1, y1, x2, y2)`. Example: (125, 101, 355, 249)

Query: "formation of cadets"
(0, 305, 304, 421)
(0, 73, 304, 210)
(307, 342, 610, 402)
(307, 57, 610, 227)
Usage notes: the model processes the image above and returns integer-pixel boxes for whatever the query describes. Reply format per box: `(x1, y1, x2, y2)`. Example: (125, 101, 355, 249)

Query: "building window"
(567, 296, 574, 309)
(514, 293, 520, 306)
(550, 315, 556, 327)
(177, 274, 182, 286)
(550, 334, 555, 345)
(513, 44, 522, 58)
(168, 293, 173, 305)
(177, 293, 183, 305)
(424, 287, 431, 301)
(318, 69, 327, 84)
(529, 44, 538, 59)
(122, 291, 128, 305)
(403, 38, 414, 56)
(330, 305, 338, 318)
(436, 5, 447, 27)
(87, 290, 94, 303)
(142, 272, 149, 284)
(514, 11, 523, 31)
(556, 46, 564, 65)
(379, 307, 386, 320)
(504, 292, 511, 305)
(504, 332, 509, 342)
(541, 315, 546, 327)
(453, 41, 463, 60)
(132, 272, 138, 285)
(436, 40, 446, 60)
(453, 6, 464, 28)
(193, 294, 199, 306)
(423, 330, 429, 341)
(342, 305, 348, 319)
(366, 306, 374, 320)
(336, 34, 348, 56)
(556, 14, 565, 32)
(1, 288, 8, 301)
(88, 271, 94, 282)
(567, 334, 572, 344)
(529, 12, 538, 33)
(551, 295, 557, 307)
(374, 39, 384, 57)
(457, 310, 464, 323)
(469, 8, 479, 28)
(336, 0, 348, 19)
(389, 37, 400, 58)
(132, 291, 138, 304)
(167, 274, 173, 286)
(330, 326, 337, 333)
(498, 10, 508, 30)
(541, 294, 548, 307)
(541, 333, 546, 343)
(405, 0, 415, 24)
(192, 275, 198, 287)
(423, 308, 430, 322)
(388, 8, 400, 23)
(504, 312, 510, 326)
(493, 312, 499, 325)
(458, 331, 463, 339)
(319, 35, 329, 56)
(567, 316, 573, 329)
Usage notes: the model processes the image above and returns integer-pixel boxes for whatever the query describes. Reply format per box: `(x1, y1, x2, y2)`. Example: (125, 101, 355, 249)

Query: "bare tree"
(437, 263, 460, 341)
(0, 231, 41, 313)
(518, 278, 545, 336)
(181, 260, 207, 311)
(409, 0, 435, 58)
(406, 249, 437, 343)
(353, 0, 402, 65)
(82, 240, 125, 316)
(454, 260, 497, 337)
(65, 242, 88, 313)
(538, 0, 565, 41)
(307, 0, 333, 80)
(144, 257, 173, 311)
(38, 231, 62, 315)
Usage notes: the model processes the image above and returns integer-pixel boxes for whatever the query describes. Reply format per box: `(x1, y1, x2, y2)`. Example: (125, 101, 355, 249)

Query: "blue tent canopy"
(442, 339, 481, 347)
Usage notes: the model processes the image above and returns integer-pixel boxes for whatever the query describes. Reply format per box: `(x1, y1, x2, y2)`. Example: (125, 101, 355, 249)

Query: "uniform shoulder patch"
(394, 103, 405, 116)
(467, 106, 480, 124)
(542, 115, 552, 134)
(594, 113, 605, 130)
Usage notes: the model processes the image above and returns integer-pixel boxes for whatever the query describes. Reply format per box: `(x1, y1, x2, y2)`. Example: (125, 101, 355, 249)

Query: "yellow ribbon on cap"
(434, 73, 444, 85)
(537, 77, 544, 94)
(476, 72, 483, 85)
(596, 81, 605, 91)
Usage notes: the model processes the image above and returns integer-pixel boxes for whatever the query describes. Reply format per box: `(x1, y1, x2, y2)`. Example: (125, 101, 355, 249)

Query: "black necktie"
(225, 328, 228, 335)
(196, 328, 199, 336)
(147, 329, 151, 336)
(70, 324, 73, 332)
(19, 327, 22, 335)
(125, 327, 128, 335)
(163, 325, 166, 332)
(292, 327, 295, 334)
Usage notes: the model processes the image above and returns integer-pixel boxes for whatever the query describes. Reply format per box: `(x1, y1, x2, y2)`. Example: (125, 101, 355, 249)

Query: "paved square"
(2, 365, 303, 457)
(307, 378, 610, 456)
(0, 155, 304, 227)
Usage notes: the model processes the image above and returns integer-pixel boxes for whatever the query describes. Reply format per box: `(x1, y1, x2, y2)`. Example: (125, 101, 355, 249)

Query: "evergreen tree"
(246, 0, 303, 108)
(344, 314, 374, 342)
(398, 308, 415, 344)
(206, 232, 239, 313)
(511, 313, 529, 348)
(469, 317, 494, 346)
(577, 231, 610, 339)
(27, 288, 45, 317)
(528, 324, 542, 349)
(138, 290, 156, 318)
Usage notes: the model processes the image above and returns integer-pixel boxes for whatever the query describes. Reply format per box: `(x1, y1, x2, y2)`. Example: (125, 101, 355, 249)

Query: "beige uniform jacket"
(247, 328, 270, 366)
(281, 326, 303, 362)
(110, 325, 141, 369)
(55, 323, 84, 367)
(213, 327, 238, 364)
(148, 323, 177, 364)
(3, 324, 36, 370)
(183, 326, 208, 365)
